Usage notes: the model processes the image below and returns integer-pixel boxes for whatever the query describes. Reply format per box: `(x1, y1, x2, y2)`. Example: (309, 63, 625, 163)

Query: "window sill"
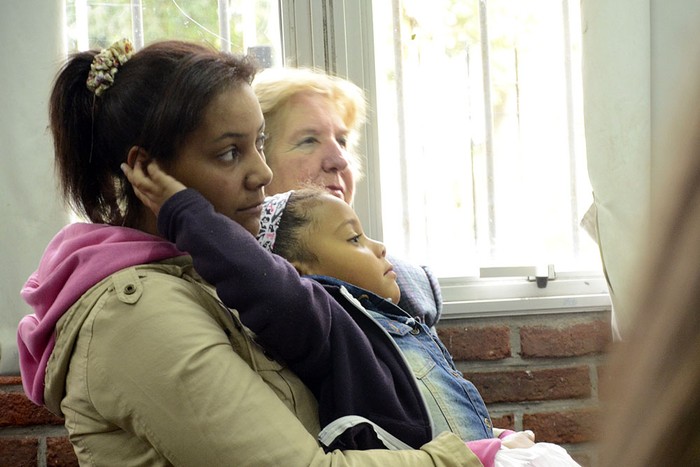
(439, 274, 611, 319)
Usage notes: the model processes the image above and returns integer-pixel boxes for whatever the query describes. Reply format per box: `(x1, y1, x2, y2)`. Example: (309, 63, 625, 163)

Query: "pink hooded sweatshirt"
(17, 223, 184, 406)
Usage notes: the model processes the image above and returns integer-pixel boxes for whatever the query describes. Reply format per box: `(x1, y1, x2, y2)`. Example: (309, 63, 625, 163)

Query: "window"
(372, 0, 596, 274)
(64, 0, 281, 62)
(366, 0, 608, 312)
(65, 0, 610, 314)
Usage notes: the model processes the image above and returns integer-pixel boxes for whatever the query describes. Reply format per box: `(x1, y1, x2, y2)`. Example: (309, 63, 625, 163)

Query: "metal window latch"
(479, 264, 557, 288)
(527, 264, 556, 288)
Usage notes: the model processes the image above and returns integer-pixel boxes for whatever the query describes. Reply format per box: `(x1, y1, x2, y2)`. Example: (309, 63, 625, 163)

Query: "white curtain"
(582, 0, 700, 338)
(0, 0, 68, 373)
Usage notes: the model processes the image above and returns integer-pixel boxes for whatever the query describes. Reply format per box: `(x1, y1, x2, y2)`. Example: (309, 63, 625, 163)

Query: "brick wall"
(1, 308, 611, 466)
(436, 308, 612, 467)
(0, 376, 76, 466)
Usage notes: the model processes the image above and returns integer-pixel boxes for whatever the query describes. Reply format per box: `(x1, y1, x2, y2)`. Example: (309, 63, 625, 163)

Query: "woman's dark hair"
(50, 40, 257, 226)
(272, 187, 329, 265)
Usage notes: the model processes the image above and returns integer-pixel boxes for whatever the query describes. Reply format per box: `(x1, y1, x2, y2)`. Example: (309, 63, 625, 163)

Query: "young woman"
(17, 38, 480, 466)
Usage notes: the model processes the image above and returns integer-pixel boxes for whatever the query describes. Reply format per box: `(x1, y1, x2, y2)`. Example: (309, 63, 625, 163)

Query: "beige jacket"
(43, 257, 481, 466)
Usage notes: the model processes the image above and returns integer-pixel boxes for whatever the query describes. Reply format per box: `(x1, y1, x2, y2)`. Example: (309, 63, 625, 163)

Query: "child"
(124, 160, 580, 467)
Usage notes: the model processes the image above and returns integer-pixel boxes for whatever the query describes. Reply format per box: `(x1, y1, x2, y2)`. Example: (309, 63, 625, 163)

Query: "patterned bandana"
(257, 191, 293, 251)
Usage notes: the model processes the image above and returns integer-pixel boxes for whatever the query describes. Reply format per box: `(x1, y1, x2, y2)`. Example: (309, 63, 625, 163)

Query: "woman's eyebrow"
(214, 122, 265, 142)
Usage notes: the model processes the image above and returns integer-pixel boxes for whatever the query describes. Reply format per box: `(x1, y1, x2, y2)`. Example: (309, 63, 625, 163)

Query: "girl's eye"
(218, 147, 240, 162)
(348, 234, 361, 244)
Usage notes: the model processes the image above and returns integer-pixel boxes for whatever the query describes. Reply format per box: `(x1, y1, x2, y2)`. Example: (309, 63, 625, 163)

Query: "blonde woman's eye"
(298, 136, 319, 146)
(337, 136, 348, 148)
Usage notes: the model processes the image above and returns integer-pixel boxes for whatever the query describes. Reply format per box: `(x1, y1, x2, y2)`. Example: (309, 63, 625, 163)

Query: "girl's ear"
(126, 146, 151, 168)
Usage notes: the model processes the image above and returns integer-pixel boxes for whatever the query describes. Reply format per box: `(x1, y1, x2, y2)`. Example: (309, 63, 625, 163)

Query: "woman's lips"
(238, 201, 264, 215)
(325, 185, 344, 199)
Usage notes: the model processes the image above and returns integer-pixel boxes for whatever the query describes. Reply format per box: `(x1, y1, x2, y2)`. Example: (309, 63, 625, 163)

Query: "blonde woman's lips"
(325, 185, 344, 199)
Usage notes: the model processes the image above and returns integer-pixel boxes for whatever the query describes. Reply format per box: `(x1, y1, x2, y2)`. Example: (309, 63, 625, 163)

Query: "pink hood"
(18, 223, 185, 405)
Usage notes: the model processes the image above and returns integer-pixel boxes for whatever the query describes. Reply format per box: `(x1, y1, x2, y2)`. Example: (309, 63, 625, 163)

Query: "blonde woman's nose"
(321, 142, 349, 172)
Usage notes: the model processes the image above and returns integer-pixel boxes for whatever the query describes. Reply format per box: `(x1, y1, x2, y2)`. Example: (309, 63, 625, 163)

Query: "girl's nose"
(369, 237, 387, 258)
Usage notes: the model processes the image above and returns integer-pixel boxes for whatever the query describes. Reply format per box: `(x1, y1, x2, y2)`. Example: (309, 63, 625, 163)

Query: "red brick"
(470, 366, 591, 403)
(520, 320, 612, 358)
(437, 325, 510, 361)
(489, 413, 514, 430)
(0, 376, 22, 386)
(0, 393, 63, 427)
(523, 408, 600, 444)
(46, 437, 79, 467)
(0, 437, 38, 466)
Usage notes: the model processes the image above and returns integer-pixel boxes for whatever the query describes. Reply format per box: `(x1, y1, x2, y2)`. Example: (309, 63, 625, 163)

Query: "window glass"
(64, 0, 281, 63)
(372, 0, 599, 278)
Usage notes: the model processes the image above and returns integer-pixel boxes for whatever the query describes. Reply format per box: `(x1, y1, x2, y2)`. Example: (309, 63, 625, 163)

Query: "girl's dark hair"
(50, 40, 257, 226)
(272, 187, 328, 265)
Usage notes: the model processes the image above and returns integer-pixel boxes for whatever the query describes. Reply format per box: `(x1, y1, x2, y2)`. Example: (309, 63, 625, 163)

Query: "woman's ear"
(126, 146, 151, 168)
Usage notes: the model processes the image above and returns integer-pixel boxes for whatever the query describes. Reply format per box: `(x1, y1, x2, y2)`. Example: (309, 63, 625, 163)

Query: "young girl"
(124, 161, 581, 466)
(17, 38, 481, 466)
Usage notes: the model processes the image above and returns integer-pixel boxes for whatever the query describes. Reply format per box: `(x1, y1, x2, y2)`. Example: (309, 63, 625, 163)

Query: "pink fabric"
(466, 438, 502, 467)
(18, 223, 185, 405)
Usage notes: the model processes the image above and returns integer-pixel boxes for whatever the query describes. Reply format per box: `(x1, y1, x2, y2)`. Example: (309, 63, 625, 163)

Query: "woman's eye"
(256, 134, 267, 152)
(336, 136, 348, 148)
(298, 136, 319, 146)
(348, 234, 361, 244)
(218, 147, 240, 162)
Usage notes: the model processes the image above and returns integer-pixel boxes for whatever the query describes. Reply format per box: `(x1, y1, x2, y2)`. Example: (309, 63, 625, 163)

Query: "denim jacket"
(312, 276, 494, 442)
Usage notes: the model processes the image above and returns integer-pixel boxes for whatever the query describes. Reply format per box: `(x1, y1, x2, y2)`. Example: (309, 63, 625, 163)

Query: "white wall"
(650, 0, 700, 201)
(0, 0, 68, 374)
(582, 0, 700, 338)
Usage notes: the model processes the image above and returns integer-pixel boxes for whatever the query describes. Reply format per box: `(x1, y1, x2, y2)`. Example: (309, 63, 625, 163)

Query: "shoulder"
(389, 255, 443, 326)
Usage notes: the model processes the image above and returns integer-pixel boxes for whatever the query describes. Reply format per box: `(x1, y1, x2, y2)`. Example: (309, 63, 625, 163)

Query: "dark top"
(158, 189, 432, 450)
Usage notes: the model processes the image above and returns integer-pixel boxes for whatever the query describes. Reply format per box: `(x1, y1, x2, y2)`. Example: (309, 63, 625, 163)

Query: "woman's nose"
(246, 153, 273, 189)
(321, 141, 349, 172)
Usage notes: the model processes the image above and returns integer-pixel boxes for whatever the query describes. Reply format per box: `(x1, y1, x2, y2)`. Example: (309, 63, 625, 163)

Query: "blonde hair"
(253, 67, 367, 175)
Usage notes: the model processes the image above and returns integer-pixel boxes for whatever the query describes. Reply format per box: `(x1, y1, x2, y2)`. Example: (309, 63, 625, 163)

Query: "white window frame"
(281, 0, 611, 317)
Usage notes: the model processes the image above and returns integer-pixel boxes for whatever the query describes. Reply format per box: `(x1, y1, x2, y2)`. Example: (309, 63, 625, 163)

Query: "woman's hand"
(121, 159, 186, 216)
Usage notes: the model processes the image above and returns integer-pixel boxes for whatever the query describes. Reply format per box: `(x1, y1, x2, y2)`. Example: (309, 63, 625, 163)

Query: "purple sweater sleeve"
(157, 190, 345, 384)
(157, 190, 443, 449)
(157, 190, 441, 448)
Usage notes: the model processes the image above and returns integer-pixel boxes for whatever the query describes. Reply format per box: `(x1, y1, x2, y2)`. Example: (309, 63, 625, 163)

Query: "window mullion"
(131, 0, 144, 49)
(479, 0, 497, 257)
